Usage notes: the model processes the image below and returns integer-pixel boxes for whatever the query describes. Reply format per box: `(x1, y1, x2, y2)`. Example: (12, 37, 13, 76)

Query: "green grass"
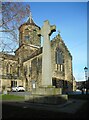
(0, 94, 24, 101)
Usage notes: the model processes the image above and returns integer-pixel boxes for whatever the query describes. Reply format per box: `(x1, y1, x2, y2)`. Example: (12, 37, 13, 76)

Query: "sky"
(26, 2, 87, 81)
(1, 1, 87, 81)
(1, 0, 88, 2)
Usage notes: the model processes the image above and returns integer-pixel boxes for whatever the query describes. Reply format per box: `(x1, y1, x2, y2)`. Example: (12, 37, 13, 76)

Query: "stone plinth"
(25, 87, 68, 105)
(31, 87, 62, 95)
(25, 94, 68, 105)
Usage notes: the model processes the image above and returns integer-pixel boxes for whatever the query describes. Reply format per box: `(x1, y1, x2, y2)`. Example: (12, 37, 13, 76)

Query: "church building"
(0, 13, 74, 93)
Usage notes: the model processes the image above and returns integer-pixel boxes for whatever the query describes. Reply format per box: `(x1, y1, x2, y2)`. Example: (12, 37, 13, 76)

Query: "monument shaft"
(39, 20, 56, 87)
(42, 34, 52, 86)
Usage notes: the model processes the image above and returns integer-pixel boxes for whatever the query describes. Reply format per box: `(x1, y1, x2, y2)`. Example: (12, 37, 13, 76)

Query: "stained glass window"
(55, 47, 63, 64)
(55, 47, 64, 72)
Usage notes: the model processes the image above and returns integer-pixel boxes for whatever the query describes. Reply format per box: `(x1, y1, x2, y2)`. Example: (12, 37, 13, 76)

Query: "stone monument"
(32, 20, 62, 95)
(38, 20, 56, 87)
(27, 20, 68, 104)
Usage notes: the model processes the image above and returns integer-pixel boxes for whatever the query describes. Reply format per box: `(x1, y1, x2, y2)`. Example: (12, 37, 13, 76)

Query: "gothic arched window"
(10, 64, 12, 74)
(24, 28, 30, 41)
(55, 47, 64, 71)
(55, 47, 63, 64)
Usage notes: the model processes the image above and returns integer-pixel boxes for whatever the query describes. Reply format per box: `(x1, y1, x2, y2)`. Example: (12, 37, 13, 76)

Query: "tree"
(0, 2, 30, 53)
(79, 80, 89, 94)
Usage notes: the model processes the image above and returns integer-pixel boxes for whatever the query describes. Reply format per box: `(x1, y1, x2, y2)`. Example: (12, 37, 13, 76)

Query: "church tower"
(19, 12, 41, 47)
(15, 12, 41, 81)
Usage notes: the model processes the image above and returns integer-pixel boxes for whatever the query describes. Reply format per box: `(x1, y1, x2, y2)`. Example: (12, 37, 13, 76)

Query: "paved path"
(2, 99, 87, 114)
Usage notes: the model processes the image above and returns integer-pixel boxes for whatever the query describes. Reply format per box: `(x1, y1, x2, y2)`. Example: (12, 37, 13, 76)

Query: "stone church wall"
(0, 17, 74, 92)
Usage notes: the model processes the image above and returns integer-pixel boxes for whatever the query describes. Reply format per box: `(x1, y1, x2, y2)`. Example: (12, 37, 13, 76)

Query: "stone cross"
(38, 20, 56, 87)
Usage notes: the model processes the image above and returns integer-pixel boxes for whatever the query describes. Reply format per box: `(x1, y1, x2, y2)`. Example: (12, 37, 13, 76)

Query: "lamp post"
(84, 67, 88, 94)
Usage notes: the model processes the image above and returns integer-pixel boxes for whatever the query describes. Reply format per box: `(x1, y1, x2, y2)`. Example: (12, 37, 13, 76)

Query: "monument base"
(25, 94, 68, 105)
(31, 87, 62, 95)
(25, 87, 68, 104)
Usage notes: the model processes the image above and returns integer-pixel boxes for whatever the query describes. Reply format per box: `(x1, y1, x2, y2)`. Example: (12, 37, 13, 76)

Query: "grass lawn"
(0, 94, 24, 101)
(0, 93, 89, 101)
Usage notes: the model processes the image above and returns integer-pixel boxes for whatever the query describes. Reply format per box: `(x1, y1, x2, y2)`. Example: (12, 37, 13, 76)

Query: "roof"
(51, 34, 72, 59)
(15, 43, 40, 53)
(0, 52, 17, 61)
(19, 17, 40, 30)
(22, 47, 42, 63)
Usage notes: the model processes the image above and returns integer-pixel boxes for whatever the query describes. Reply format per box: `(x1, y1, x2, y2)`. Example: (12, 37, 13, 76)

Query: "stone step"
(25, 94, 68, 105)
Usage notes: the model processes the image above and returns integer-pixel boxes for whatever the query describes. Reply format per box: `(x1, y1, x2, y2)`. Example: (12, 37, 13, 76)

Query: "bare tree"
(0, 2, 30, 53)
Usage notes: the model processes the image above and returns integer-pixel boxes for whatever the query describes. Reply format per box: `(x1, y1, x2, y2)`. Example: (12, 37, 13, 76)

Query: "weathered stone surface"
(32, 87, 62, 95)
(19, 18, 41, 47)
(38, 20, 56, 87)
(25, 94, 68, 104)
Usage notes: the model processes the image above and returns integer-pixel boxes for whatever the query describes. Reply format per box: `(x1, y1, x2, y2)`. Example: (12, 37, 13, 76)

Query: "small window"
(6, 63, 9, 74)
(24, 35, 30, 41)
(11, 81, 17, 87)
